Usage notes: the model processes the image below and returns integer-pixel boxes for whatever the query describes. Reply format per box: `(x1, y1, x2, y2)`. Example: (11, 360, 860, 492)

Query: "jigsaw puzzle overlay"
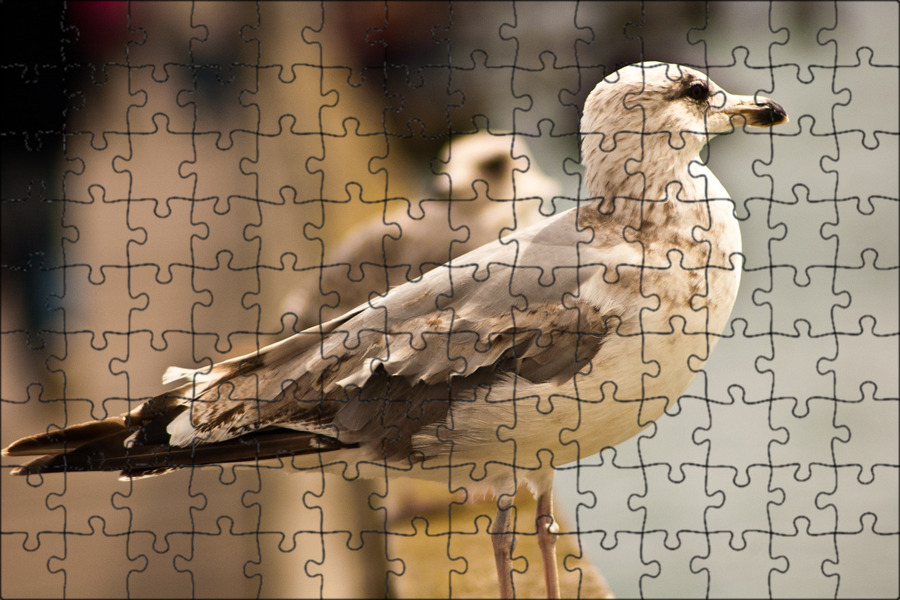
(1, 2, 897, 598)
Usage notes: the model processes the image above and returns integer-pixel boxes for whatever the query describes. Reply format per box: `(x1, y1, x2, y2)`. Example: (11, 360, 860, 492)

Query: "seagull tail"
(3, 395, 356, 479)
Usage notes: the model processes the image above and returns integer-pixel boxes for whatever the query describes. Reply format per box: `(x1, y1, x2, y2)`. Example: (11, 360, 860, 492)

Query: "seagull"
(3, 62, 787, 599)
(430, 131, 559, 205)
(286, 131, 558, 327)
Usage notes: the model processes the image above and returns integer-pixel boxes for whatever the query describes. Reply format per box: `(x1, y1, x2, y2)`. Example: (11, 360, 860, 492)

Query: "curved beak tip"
(765, 100, 789, 125)
(743, 98, 789, 127)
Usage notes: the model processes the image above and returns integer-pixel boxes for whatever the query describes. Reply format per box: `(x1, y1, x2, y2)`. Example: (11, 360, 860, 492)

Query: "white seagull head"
(580, 61, 788, 201)
(583, 62, 788, 147)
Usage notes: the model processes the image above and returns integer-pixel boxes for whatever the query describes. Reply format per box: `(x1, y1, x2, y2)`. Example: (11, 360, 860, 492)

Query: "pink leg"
(536, 491, 561, 599)
(492, 497, 516, 598)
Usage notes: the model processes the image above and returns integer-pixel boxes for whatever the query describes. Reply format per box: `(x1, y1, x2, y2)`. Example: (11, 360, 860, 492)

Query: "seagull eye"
(684, 81, 710, 102)
(478, 155, 508, 177)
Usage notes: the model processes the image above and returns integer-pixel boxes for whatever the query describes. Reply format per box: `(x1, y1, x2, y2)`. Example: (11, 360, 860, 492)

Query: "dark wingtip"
(2, 418, 129, 457)
(3, 437, 57, 457)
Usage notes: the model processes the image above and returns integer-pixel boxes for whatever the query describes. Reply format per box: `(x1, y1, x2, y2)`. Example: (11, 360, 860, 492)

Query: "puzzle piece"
(694, 530, 787, 597)
(770, 515, 840, 597)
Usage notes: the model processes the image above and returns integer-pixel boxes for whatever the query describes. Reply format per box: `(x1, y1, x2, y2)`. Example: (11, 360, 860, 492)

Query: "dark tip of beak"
(757, 100, 788, 126)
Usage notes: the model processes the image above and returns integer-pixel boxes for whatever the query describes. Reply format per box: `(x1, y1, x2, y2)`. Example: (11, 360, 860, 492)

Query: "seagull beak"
(721, 94, 789, 128)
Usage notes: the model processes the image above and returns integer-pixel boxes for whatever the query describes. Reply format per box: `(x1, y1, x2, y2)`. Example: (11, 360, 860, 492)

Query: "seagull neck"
(578, 142, 740, 271)
(582, 144, 706, 225)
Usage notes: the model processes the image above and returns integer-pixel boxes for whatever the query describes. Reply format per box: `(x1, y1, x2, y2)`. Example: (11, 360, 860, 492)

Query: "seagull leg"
(536, 490, 561, 599)
(492, 495, 516, 598)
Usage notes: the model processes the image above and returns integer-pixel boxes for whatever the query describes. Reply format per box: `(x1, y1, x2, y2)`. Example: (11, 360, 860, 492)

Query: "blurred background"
(1, 1, 896, 598)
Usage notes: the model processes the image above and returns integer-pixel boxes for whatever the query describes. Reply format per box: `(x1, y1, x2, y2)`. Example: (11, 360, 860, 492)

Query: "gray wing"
(5, 206, 625, 476)
(165, 206, 615, 458)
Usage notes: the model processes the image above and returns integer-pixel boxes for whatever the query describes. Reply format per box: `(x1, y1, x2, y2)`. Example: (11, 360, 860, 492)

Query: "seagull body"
(4, 62, 787, 598)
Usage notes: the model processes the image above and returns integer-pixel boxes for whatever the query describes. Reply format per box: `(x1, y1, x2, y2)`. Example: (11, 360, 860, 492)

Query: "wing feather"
(7, 206, 624, 474)
(171, 244, 613, 462)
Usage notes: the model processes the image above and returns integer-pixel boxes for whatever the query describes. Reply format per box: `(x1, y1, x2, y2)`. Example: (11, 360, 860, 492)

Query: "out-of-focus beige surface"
(385, 480, 614, 599)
